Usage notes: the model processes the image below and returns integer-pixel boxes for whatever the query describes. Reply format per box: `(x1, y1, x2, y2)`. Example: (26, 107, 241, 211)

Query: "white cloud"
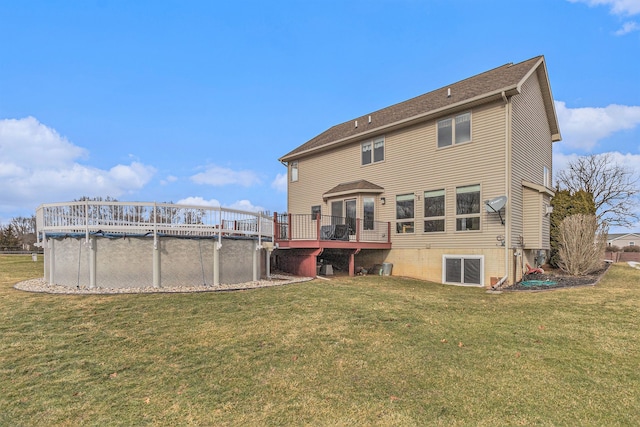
(615, 20, 640, 34)
(175, 196, 221, 207)
(568, 0, 640, 16)
(555, 101, 640, 151)
(554, 151, 640, 176)
(160, 175, 178, 185)
(226, 199, 265, 212)
(174, 196, 265, 213)
(190, 165, 262, 187)
(271, 173, 287, 193)
(0, 117, 156, 212)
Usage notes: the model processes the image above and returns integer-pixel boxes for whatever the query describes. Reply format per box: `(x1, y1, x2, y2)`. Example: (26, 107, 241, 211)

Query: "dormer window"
(362, 137, 385, 165)
(438, 112, 471, 148)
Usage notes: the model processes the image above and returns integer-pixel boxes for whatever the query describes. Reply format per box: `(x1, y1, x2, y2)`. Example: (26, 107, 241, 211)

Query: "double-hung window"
(456, 184, 480, 231)
(362, 137, 385, 165)
(437, 112, 471, 148)
(396, 193, 414, 233)
(424, 189, 445, 232)
(290, 161, 299, 182)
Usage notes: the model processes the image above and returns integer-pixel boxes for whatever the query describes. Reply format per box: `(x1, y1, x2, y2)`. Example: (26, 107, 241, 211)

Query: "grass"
(1, 255, 639, 426)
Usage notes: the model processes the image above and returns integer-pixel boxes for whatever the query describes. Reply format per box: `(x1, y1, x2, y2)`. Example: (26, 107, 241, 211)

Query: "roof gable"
(280, 56, 560, 162)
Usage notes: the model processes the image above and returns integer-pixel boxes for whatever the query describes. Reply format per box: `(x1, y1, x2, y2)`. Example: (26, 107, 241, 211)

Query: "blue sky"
(1, 0, 639, 232)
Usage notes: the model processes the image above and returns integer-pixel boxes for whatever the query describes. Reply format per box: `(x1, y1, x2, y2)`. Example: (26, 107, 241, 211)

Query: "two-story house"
(275, 56, 561, 286)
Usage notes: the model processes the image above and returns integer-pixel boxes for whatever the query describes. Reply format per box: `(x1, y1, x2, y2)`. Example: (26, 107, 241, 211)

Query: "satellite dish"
(485, 196, 507, 225)
(485, 196, 507, 213)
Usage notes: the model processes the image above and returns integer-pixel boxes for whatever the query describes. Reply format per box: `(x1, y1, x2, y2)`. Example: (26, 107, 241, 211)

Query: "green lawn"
(1, 255, 639, 426)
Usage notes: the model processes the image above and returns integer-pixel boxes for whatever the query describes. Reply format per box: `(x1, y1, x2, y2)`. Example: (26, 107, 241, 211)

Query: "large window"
(362, 137, 385, 165)
(290, 161, 298, 182)
(437, 112, 471, 148)
(456, 184, 480, 231)
(424, 189, 445, 232)
(396, 193, 414, 233)
(443, 255, 483, 286)
(363, 197, 375, 230)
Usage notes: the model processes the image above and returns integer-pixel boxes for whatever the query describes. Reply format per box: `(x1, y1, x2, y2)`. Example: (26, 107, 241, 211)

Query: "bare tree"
(10, 215, 37, 250)
(556, 153, 639, 227)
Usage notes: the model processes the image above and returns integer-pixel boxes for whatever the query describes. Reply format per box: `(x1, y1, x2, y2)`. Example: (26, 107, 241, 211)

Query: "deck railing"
(274, 213, 390, 243)
(36, 201, 273, 243)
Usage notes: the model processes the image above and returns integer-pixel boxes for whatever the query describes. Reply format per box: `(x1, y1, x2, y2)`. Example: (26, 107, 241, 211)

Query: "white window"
(437, 112, 471, 148)
(396, 193, 414, 233)
(443, 255, 483, 286)
(631, 242, 636, 246)
(424, 189, 445, 232)
(544, 166, 550, 188)
(363, 197, 375, 231)
(362, 137, 385, 165)
(290, 161, 298, 182)
(456, 184, 480, 231)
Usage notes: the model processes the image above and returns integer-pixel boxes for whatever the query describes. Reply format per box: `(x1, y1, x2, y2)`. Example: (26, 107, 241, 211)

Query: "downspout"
(502, 90, 511, 287)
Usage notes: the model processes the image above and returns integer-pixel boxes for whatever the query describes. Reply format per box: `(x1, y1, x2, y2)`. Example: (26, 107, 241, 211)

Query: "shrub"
(605, 245, 621, 252)
(557, 214, 607, 276)
(622, 245, 640, 253)
(550, 190, 596, 268)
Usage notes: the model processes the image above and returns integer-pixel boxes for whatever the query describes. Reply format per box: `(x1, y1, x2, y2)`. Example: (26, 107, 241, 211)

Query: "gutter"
(503, 90, 511, 286)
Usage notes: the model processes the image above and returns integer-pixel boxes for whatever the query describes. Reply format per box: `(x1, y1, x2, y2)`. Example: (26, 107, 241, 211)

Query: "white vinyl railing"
(36, 201, 273, 243)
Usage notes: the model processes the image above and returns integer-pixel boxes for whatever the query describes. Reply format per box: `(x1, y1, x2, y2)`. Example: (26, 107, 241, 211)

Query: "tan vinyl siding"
(522, 187, 542, 248)
(288, 101, 508, 250)
(510, 70, 554, 249)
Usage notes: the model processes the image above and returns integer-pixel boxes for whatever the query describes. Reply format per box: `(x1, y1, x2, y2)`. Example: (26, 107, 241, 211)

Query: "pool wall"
(43, 235, 267, 289)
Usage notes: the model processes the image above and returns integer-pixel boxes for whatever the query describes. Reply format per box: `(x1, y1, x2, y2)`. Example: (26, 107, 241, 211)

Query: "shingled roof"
(323, 180, 384, 199)
(280, 56, 560, 162)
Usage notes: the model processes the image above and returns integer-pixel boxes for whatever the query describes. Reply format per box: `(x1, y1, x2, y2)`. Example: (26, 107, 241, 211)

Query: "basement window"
(443, 255, 483, 286)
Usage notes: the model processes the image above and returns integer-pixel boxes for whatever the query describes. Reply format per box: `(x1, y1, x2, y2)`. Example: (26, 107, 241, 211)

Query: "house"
(607, 233, 639, 249)
(275, 56, 560, 286)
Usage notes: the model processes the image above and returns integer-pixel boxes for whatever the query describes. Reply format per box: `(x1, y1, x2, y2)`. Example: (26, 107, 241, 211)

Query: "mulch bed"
(507, 263, 610, 291)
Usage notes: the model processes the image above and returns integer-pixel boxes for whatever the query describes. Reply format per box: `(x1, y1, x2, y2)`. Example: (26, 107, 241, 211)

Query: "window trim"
(442, 255, 484, 287)
(363, 197, 375, 231)
(395, 193, 415, 234)
(543, 165, 550, 188)
(361, 136, 385, 166)
(424, 188, 445, 233)
(437, 112, 472, 148)
(455, 184, 481, 232)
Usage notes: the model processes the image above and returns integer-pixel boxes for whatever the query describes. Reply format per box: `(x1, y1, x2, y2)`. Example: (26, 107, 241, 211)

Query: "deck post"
(48, 238, 55, 284)
(152, 202, 160, 288)
(356, 218, 360, 242)
(316, 213, 321, 242)
(287, 213, 292, 241)
(252, 242, 259, 281)
(89, 237, 97, 289)
(152, 239, 161, 288)
(387, 222, 391, 243)
(213, 241, 221, 286)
